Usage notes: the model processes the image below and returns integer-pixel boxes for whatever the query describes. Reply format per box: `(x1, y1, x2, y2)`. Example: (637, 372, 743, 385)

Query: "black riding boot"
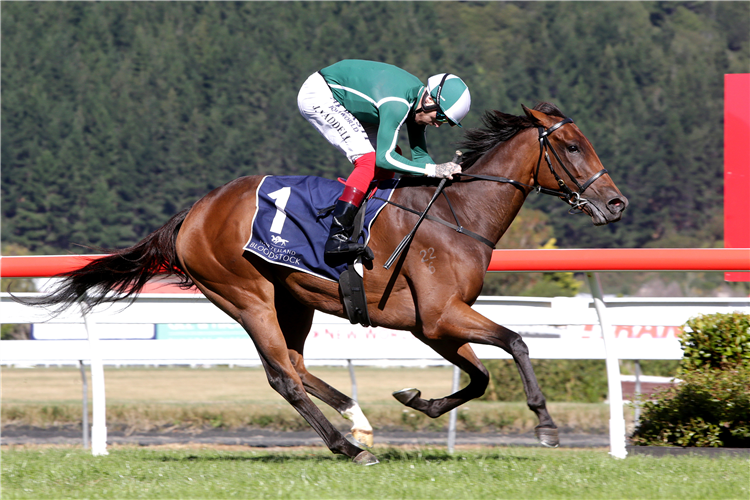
(325, 199, 364, 256)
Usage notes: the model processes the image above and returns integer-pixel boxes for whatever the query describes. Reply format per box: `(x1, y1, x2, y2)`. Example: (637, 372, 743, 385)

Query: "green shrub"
(680, 312, 750, 372)
(475, 359, 608, 403)
(631, 367, 750, 447)
(632, 312, 750, 447)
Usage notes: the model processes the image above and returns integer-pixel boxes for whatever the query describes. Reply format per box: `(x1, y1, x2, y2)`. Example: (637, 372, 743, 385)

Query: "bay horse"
(26, 103, 627, 465)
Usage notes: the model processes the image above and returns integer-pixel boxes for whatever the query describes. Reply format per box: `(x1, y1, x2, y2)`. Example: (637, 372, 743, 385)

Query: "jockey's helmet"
(425, 73, 471, 127)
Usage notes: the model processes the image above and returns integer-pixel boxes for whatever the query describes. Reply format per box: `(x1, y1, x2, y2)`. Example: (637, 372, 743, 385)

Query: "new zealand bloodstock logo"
(247, 238, 301, 265)
(271, 235, 289, 246)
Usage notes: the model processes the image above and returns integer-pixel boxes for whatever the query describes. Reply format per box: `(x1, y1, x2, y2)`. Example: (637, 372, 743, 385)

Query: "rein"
(374, 194, 495, 249)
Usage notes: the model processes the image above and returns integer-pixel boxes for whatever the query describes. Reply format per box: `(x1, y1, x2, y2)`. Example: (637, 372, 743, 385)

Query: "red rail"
(1, 255, 105, 278)
(1, 248, 748, 278)
(488, 248, 750, 272)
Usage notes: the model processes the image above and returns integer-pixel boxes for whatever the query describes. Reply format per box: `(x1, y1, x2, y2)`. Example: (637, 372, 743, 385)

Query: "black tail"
(20, 209, 193, 314)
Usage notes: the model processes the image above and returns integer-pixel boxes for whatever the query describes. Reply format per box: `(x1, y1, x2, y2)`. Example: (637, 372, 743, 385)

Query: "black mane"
(458, 102, 566, 169)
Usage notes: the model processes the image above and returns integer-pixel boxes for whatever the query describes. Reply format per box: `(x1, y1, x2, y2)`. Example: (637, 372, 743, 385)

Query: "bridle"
(458, 117, 609, 213)
(535, 117, 608, 211)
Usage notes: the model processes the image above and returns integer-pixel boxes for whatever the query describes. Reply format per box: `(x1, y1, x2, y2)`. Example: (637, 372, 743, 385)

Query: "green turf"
(2, 446, 747, 499)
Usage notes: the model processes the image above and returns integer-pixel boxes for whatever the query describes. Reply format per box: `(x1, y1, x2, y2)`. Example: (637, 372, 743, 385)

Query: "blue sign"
(155, 323, 247, 340)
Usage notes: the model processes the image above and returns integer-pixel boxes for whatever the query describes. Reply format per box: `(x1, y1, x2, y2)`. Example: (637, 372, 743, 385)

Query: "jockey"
(297, 59, 471, 257)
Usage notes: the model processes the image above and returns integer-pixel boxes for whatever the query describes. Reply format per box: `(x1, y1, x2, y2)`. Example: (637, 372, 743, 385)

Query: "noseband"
(535, 118, 608, 212)
(457, 117, 609, 213)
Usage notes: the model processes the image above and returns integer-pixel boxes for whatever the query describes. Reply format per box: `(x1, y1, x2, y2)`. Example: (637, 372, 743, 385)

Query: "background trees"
(2, 3, 748, 274)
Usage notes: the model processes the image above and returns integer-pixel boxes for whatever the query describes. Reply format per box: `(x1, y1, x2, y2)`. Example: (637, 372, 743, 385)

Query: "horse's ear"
(522, 104, 545, 125)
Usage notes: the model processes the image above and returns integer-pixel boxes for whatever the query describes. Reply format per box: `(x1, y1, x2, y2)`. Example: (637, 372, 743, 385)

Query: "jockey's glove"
(431, 161, 462, 180)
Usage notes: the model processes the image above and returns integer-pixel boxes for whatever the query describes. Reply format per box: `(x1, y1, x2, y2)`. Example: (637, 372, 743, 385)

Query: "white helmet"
(425, 73, 471, 126)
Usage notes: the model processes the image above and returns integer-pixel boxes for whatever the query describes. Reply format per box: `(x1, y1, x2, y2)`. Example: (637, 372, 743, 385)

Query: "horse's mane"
(458, 102, 566, 169)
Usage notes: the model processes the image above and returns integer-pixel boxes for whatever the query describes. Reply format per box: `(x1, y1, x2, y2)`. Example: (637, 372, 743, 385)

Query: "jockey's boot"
(325, 186, 366, 257)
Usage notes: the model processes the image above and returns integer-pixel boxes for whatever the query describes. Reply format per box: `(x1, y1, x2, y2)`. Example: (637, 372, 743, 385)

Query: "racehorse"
(24, 103, 627, 465)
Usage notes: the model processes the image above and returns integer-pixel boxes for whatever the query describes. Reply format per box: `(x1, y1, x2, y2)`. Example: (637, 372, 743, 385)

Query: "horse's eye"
(567, 145, 580, 153)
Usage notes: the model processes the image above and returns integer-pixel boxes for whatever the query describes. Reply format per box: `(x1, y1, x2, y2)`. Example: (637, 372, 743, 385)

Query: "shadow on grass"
(377, 448, 538, 462)
(159, 448, 538, 464)
(160, 454, 346, 463)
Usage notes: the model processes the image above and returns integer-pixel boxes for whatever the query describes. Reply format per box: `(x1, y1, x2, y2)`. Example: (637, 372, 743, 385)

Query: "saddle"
(244, 175, 396, 283)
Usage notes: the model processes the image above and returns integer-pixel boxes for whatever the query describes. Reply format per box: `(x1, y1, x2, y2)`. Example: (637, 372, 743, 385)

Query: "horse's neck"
(453, 134, 537, 245)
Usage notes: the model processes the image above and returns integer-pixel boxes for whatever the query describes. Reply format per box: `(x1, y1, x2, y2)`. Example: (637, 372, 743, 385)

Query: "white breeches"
(297, 72, 378, 164)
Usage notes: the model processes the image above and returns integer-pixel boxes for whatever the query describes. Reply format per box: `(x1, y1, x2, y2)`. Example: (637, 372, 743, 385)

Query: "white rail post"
(586, 272, 627, 459)
(80, 302, 108, 456)
(447, 365, 461, 453)
(79, 360, 90, 449)
(347, 359, 358, 403)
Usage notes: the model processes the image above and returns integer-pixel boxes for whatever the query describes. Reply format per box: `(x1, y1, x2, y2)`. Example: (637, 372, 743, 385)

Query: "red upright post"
(724, 74, 750, 282)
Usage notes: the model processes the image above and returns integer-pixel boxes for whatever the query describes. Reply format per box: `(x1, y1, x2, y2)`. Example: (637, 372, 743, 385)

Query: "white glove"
(432, 161, 462, 180)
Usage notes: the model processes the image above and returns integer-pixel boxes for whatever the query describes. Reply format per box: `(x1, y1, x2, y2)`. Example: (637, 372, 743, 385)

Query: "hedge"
(632, 312, 750, 447)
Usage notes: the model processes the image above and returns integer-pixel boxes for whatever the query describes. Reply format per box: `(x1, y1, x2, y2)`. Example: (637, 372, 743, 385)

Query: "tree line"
(2, 1, 748, 259)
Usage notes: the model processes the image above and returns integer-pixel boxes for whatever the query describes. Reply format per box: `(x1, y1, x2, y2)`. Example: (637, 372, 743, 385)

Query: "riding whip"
(384, 151, 462, 270)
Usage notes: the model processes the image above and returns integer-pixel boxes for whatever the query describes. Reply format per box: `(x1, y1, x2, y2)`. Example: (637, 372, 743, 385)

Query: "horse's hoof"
(351, 429, 374, 448)
(346, 431, 373, 449)
(392, 388, 421, 406)
(535, 426, 559, 448)
(353, 450, 379, 466)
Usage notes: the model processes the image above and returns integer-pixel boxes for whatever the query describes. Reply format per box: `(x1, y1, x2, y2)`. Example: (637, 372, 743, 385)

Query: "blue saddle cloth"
(243, 176, 398, 282)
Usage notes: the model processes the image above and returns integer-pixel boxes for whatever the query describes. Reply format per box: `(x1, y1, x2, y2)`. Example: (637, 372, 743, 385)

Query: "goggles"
(435, 110, 454, 126)
(418, 74, 454, 124)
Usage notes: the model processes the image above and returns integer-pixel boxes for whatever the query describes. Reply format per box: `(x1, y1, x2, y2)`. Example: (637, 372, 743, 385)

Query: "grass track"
(2, 445, 747, 499)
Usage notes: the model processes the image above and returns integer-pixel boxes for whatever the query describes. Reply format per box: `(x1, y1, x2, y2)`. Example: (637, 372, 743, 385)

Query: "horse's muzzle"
(589, 194, 628, 225)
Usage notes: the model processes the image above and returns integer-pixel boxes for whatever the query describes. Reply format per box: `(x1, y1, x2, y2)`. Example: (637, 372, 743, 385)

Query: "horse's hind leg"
(289, 350, 374, 448)
(240, 306, 378, 463)
(275, 288, 374, 447)
(188, 278, 376, 464)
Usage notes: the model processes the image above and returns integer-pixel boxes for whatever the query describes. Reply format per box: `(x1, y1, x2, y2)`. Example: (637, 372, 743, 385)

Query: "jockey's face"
(414, 96, 452, 128)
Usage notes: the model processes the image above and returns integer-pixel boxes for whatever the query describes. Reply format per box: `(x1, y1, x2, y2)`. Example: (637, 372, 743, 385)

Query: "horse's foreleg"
(477, 326, 559, 447)
(392, 340, 489, 419)
(411, 301, 559, 447)
(501, 330, 559, 447)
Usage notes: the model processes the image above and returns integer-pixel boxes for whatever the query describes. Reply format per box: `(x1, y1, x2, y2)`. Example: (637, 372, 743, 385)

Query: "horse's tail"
(21, 208, 194, 314)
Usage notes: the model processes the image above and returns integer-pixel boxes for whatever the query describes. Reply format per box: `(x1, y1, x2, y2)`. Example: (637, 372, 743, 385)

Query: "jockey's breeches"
(297, 72, 378, 165)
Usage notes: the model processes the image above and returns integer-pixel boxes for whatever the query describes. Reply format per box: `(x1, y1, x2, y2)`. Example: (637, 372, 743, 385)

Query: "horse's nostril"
(608, 197, 627, 213)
